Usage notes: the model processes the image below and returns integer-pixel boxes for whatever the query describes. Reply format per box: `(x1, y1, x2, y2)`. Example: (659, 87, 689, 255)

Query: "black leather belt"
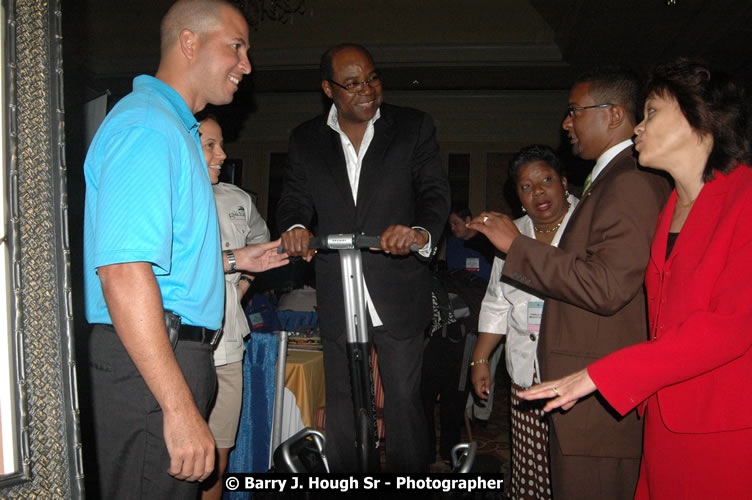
(178, 323, 221, 345)
(164, 310, 222, 348)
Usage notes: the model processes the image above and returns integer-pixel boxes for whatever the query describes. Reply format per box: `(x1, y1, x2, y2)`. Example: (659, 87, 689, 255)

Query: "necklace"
(533, 200, 571, 234)
(676, 198, 696, 209)
(534, 222, 561, 234)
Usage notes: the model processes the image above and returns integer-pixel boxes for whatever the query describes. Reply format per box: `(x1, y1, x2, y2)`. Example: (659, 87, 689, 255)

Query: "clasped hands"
(280, 225, 427, 261)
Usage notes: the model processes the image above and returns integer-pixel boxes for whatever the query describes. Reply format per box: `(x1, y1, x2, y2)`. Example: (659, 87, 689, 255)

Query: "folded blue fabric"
(225, 332, 278, 498)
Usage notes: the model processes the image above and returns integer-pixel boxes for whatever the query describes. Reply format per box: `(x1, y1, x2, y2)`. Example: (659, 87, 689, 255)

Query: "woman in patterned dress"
(471, 144, 578, 499)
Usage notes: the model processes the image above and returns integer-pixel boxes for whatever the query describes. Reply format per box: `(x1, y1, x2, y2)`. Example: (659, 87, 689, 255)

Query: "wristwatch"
(224, 249, 237, 273)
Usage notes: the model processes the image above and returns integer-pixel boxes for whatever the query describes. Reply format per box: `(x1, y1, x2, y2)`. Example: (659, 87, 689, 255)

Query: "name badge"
(527, 301, 544, 333)
(465, 257, 480, 272)
(249, 312, 265, 329)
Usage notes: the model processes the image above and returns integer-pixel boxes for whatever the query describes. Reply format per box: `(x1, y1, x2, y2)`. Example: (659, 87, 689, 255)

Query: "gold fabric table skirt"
(284, 348, 325, 428)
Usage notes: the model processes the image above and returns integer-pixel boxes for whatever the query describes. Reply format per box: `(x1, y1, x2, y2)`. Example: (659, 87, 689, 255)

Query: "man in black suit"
(277, 43, 450, 472)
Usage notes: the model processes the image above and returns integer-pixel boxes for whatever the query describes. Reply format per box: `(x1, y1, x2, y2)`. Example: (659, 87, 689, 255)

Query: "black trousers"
(89, 324, 217, 500)
(421, 334, 470, 461)
(322, 324, 429, 472)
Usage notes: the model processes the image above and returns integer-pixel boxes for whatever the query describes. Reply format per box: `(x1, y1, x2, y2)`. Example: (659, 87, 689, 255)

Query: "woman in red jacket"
(521, 59, 752, 499)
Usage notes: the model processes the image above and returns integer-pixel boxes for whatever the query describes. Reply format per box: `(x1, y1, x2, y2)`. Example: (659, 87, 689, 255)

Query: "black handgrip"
(277, 235, 337, 254)
(354, 235, 381, 249)
(277, 236, 326, 254)
(352, 235, 418, 252)
(307, 236, 327, 250)
(353, 236, 419, 252)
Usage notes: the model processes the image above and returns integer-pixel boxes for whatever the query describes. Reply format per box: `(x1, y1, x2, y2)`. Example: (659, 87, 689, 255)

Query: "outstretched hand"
(235, 239, 289, 272)
(517, 368, 597, 413)
(467, 211, 521, 253)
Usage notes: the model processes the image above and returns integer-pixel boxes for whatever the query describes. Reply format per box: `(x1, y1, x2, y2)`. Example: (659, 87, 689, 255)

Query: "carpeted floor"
(428, 363, 512, 481)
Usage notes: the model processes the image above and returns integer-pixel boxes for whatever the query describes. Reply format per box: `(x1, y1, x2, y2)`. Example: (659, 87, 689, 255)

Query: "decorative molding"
(0, 0, 83, 497)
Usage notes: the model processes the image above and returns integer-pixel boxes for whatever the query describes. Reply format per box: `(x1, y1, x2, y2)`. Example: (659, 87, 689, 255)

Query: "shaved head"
(160, 0, 241, 54)
(320, 43, 374, 82)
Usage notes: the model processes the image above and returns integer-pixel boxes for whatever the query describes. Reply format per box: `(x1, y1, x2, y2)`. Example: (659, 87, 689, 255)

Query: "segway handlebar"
(280, 233, 420, 253)
(310, 234, 382, 251)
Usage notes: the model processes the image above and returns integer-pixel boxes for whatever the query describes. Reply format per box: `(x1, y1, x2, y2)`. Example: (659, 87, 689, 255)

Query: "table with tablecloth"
(227, 333, 326, 482)
(283, 348, 325, 430)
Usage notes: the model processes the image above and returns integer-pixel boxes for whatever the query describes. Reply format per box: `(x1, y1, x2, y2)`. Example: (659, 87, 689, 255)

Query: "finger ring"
(551, 387, 559, 395)
(482, 215, 489, 224)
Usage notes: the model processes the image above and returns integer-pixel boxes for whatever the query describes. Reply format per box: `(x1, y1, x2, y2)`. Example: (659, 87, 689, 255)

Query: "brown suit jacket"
(502, 146, 669, 458)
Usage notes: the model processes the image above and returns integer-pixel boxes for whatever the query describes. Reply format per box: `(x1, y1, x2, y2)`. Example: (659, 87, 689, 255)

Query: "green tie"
(583, 170, 594, 193)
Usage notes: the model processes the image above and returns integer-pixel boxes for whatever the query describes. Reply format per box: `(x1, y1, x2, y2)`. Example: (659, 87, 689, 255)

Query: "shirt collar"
(133, 75, 199, 134)
(326, 103, 381, 134)
(591, 139, 633, 183)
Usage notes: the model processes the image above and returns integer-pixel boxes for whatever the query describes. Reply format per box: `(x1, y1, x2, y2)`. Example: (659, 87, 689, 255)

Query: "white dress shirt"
(588, 139, 633, 186)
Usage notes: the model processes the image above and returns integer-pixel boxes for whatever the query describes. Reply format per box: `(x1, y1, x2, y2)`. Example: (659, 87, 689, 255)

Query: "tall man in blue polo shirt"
(83, 1, 286, 498)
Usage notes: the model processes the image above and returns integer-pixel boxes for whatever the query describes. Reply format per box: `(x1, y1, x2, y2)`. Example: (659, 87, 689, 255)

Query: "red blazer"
(589, 165, 752, 434)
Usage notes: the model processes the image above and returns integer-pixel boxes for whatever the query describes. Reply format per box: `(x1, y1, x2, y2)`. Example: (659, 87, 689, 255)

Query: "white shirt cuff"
(412, 226, 432, 257)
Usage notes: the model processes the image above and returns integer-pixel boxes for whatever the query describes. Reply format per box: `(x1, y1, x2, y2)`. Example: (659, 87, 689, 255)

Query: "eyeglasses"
(328, 73, 382, 94)
(567, 103, 614, 117)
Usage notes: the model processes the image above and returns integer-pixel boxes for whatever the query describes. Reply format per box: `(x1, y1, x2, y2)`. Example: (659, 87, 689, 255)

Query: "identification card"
(527, 301, 544, 332)
(249, 312, 265, 329)
(465, 257, 480, 272)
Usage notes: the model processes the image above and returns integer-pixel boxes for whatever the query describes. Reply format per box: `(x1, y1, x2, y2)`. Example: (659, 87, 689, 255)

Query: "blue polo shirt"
(83, 75, 223, 329)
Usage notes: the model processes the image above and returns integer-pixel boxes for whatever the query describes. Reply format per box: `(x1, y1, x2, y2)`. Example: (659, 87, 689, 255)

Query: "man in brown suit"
(470, 67, 669, 499)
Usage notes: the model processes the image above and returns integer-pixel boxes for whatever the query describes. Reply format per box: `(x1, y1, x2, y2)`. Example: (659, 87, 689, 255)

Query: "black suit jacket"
(277, 103, 451, 339)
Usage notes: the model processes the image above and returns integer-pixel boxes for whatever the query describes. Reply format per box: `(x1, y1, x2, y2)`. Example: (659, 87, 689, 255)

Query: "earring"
(521, 206, 527, 213)
(565, 190, 570, 198)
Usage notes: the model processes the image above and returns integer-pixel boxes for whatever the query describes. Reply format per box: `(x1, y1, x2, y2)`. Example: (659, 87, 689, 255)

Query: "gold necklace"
(676, 198, 696, 209)
(534, 222, 561, 234)
(533, 200, 570, 234)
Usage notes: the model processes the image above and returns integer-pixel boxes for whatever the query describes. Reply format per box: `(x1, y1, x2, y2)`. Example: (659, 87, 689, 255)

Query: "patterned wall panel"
(1, 0, 83, 497)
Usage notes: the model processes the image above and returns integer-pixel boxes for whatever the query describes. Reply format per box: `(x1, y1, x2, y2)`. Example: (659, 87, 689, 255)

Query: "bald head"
(160, 0, 240, 55)
(320, 43, 375, 82)
(156, 0, 250, 113)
